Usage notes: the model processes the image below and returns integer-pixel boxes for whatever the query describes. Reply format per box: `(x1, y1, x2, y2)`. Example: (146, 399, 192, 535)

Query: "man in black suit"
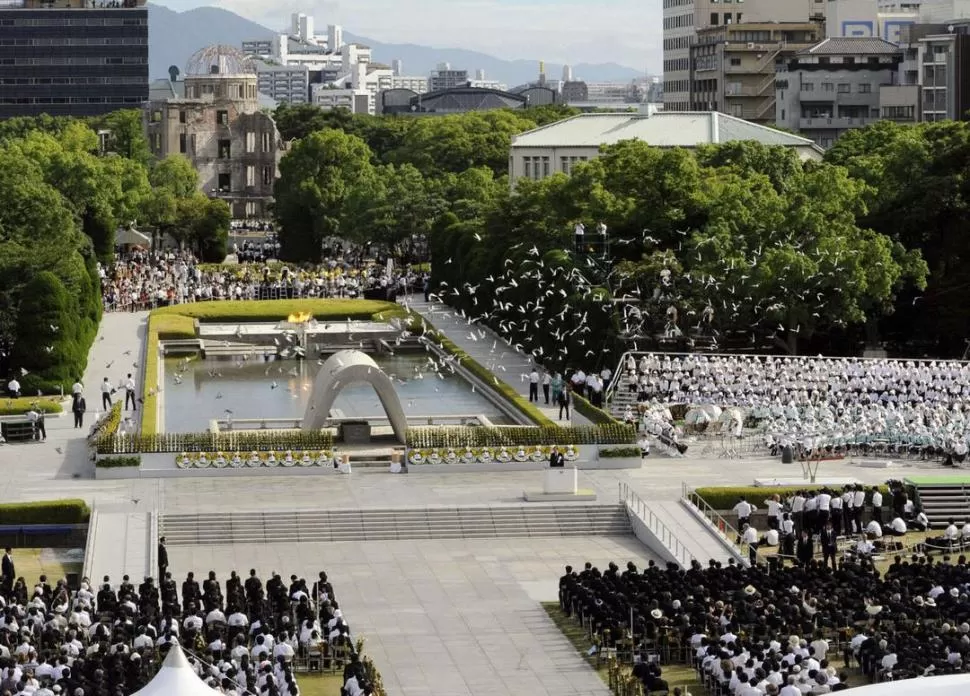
(820, 520, 838, 571)
(1, 548, 13, 596)
(549, 446, 565, 468)
(158, 536, 168, 580)
(796, 530, 814, 567)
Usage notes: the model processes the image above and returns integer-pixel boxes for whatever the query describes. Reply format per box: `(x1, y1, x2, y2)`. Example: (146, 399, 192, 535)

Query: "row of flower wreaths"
(174, 446, 582, 468)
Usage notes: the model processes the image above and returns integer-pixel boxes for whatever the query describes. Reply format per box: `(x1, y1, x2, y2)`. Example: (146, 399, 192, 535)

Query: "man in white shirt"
(6, 377, 20, 397)
(871, 487, 884, 524)
(865, 519, 883, 538)
(541, 372, 551, 404)
(101, 377, 113, 410)
(71, 379, 83, 396)
(733, 497, 755, 528)
(741, 524, 760, 565)
(764, 495, 784, 530)
(124, 373, 136, 411)
(853, 487, 866, 531)
(885, 517, 908, 536)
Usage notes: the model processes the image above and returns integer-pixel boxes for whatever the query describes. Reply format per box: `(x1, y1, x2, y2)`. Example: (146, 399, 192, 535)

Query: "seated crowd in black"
(560, 553, 970, 693)
(0, 568, 373, 696)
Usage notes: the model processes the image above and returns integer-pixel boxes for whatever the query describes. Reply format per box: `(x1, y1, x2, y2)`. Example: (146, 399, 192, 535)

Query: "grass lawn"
(542, 602, 702, 692)
(12, 548, 83, 586)
(295, 673, 344, 696)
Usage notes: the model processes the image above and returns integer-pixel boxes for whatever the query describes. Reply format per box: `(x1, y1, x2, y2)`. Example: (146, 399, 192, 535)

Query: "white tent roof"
(116, 227, 151, 247)
(840, 674, 970, 696)
(130, 644, 221, 696)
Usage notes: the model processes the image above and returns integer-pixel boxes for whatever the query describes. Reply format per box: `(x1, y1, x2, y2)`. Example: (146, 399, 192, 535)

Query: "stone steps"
(160, 504, 633, 545)
(915, 487, 970, 526)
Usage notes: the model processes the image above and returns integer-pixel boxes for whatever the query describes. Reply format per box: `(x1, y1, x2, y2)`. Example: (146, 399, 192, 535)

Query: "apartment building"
(662, 0, 823, 111)
(690, 21, 823, 123)
(254, 61, 309, 104)
(775, 37, 902, 147)
(0, 0, 148, 119)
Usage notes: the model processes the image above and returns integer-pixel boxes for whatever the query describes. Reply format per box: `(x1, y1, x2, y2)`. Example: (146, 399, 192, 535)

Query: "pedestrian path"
(83, 505, 155, 582)
(643, 499, 739, 566)
(405, 299, 592, 426)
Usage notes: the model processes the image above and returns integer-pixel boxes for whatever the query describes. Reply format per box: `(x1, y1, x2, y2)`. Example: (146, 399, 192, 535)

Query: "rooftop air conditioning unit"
(747, 42, 756, 49)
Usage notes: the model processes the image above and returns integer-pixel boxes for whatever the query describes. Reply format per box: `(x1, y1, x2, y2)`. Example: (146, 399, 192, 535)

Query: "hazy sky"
(153, 0, 661, 70)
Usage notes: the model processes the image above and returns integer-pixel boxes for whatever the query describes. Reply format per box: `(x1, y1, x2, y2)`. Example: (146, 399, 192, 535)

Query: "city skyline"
(152, 0, 662, 72)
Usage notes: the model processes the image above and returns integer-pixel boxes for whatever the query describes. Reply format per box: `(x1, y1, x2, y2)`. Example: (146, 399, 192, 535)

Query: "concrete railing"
(681, 482, 749, 566)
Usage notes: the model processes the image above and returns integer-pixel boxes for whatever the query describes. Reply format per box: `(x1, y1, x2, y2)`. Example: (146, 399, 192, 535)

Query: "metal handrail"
(681, 482, 751, 563)
(618, 482, 695, 568)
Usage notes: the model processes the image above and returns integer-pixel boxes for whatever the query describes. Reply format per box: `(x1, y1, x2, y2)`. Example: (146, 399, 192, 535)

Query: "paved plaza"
(168, 536, 656, 696)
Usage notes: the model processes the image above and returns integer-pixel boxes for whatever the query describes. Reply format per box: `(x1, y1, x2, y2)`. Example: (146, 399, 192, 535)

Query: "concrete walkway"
(404, 298, 591, 426)
(83, 505, 154, 582)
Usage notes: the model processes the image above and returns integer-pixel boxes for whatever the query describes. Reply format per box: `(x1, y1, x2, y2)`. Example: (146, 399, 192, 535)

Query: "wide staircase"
(910, 477, 970, 526)
(607, 374, 638, 419)
(160, 504, 633, 545)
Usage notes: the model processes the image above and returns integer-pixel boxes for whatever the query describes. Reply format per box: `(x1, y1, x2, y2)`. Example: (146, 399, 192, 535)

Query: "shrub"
(598, 446, 641, 458)
(0, 397, 63, 416)
(405, 424, 635, 449)
(0, 499, 90, 525)
(98, 429, 335, 454)
(693, 485, 891, 510)
(91, 401, 122, 450)
(96, 456, 141, 468)
(572, 392, 621, 426)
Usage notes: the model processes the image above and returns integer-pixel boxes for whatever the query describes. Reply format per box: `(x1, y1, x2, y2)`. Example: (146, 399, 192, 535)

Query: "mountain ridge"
(147, 4, 646, 87)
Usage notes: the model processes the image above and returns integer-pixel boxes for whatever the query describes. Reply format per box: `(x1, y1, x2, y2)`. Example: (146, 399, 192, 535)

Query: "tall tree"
(274, 129, 377, 262)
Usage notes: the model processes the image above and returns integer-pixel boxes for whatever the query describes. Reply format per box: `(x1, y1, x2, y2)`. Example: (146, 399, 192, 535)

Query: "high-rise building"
(0, 0, 149, 119)
(662, 0, 820, 111)
(430, 65, 468, 91)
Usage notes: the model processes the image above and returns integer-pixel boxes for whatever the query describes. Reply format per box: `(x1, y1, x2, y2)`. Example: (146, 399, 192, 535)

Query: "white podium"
(544, 467, 578, 494)
(523, 466, 596, 502)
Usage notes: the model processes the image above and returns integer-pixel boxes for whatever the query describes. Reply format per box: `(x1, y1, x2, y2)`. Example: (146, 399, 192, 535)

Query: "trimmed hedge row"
(151, 299, 402, 322)
(598, 447, 642, 458)
(0, 500, 90, 524)
(0, 397, 63, 416)
(99, 430, 336, 454)
(694, 485, 892, 510)
(406, 424, 635, 448)
(423, 330, 554, 427)
(572, 391, 621, 426)
(96, 456, 141, 468)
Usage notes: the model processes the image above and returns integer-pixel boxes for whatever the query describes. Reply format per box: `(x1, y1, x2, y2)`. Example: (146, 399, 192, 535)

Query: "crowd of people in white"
(615, 353, 970, 462)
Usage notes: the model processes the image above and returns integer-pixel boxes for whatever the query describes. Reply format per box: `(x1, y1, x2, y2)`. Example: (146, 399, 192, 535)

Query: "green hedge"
(694, 485, 892, 510)
(425, 329, 554, 427)
(406, 424, 635, 449)
(598, 446, 641, 458)
(0, 397, 63, 416)
(96, 456, 141, 468)
(0, 499, 90, 524)
(151, 299, 402, 322)
(98, 430, 336, 454)
(572, 392, 621, 426)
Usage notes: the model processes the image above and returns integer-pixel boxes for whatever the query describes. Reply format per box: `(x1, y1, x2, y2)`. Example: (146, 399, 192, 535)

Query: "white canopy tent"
(129, 644, 222, 696)
(116, 227, 152, 247)
(842, 675, 970, 696)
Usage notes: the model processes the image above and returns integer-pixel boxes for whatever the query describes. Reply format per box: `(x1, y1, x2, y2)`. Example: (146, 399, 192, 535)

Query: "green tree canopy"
(274, 129, 377, 262)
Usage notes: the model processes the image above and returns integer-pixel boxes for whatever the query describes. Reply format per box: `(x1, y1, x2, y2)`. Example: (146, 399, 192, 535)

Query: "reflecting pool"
(162, 352, 512, 433)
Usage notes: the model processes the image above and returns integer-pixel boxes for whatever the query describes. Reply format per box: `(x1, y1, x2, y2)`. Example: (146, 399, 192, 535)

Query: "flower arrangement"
(176, 450, 336, 469)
